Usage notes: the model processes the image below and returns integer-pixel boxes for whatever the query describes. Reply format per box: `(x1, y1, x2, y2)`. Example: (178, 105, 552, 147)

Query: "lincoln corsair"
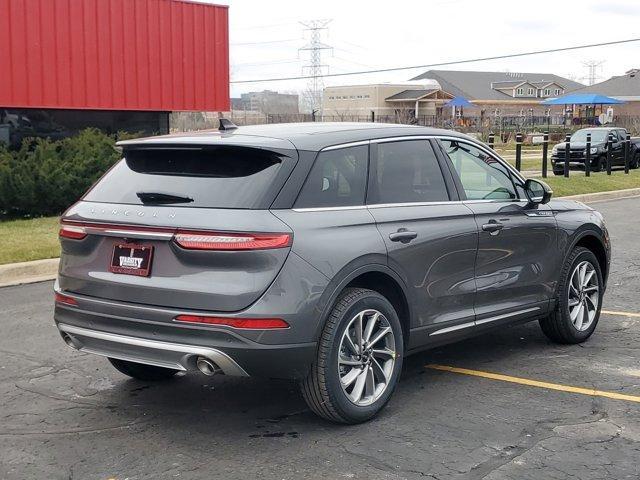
(54, 122, 610, 423)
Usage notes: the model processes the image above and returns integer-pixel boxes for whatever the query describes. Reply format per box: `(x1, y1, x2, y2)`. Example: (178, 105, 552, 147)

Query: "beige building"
(322, 82, 453, 119)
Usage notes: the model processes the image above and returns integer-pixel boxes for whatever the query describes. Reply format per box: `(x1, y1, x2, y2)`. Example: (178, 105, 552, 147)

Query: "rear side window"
(370, 140, 449, 204)
(295, 145, 368, 208)
(84, 146, 289, 209)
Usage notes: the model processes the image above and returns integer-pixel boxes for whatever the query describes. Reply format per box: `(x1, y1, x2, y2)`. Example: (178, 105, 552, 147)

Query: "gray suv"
(55, 122, 610, 423)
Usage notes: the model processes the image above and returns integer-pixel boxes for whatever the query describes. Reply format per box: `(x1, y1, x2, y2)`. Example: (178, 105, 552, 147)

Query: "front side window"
(295, 145, 368, 208)
(441, 140, 519, 201)
(370, 140, 449, 204)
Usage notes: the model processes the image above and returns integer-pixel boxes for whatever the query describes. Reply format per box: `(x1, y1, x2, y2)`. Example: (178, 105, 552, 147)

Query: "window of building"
(364, 94, 370, 99)
(516, 88, 524, 96)
(555, 88, 562, 96)
(369, 140, 449, 204)
(295, 145, 368, 208)
(527, 88, 534, 96)
(441, 140, 518, 201)
(543, 89, 551, 96)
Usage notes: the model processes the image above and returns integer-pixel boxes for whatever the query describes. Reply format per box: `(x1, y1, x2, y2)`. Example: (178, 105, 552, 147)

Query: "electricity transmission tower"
(299, 19, 333, 114)
(582, 60, 604, 85)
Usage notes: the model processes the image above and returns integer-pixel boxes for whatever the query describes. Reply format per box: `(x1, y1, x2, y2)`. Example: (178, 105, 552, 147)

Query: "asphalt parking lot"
(1, 196, 639, 480)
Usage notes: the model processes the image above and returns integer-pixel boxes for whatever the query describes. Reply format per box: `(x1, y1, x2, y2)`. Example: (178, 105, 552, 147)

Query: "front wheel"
(539, 247, 603, 344)
(630, 152, 640, 169)
(301, 288, 404, 424)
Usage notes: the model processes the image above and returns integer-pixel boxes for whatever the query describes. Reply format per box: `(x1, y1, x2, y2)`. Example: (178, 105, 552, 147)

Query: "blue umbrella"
(541, 93, 624, 105)
(444, 96, 475, 108)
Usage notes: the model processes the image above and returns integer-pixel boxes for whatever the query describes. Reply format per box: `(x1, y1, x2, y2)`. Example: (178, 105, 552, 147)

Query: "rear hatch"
(58, 142, 297, 312)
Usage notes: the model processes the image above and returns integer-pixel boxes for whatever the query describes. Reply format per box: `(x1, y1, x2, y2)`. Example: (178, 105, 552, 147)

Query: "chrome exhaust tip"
(61, 332, 80, 349)
(196, 357, 221, 376)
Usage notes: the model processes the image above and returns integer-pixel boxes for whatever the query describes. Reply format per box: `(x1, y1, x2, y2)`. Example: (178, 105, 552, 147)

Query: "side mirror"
(524, 178, 552, 205)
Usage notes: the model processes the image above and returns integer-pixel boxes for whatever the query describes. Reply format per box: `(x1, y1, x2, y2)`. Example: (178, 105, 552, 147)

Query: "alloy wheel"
(568, 260, 599, 331)
(338, 309, 396, 406)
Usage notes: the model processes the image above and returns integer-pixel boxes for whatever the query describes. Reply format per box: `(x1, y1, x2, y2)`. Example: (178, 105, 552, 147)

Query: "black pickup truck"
(551, 127, 640, 175)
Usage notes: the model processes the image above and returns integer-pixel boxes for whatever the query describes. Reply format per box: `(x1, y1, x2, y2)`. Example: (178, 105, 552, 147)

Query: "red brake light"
(55, 292, 78, 306)
(174, 232, 291, 250)
(59, 224, 87, 240)
(174, 315, 289, 329)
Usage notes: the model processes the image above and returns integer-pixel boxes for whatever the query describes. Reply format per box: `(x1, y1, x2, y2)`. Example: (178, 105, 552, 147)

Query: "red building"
(0, 0, 229, 146)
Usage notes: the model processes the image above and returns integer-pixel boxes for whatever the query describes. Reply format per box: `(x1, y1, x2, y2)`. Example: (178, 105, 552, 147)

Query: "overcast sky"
(209, 0, 640, 97)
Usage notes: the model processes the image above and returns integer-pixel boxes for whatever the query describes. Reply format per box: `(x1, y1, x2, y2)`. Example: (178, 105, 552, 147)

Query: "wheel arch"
(313, 263, 413, 348)
(565, 228, 609, 288)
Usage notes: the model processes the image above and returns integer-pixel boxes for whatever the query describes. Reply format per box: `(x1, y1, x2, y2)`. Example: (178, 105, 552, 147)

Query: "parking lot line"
(601, 309, 640, 318)
(426, 364, 640, 404)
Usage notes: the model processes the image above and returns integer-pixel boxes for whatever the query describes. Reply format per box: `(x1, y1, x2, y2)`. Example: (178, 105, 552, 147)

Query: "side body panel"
(463, 201, 559, 321)
(368, 204, 478, 348)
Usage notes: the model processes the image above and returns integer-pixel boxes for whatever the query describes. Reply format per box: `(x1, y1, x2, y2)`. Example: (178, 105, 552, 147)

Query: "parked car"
(55, 122, 610, 423)
(551, 127, 640, 174)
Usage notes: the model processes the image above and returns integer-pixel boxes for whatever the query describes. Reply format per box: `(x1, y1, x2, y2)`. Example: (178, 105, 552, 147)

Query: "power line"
(230, 37, 640, 84)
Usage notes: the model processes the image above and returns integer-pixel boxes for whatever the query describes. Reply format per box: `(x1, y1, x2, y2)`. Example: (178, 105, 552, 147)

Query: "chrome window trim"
(436, 135, 527, 185)
(321, 140, 371, 151)
(294, 134, 527, 211)
(292, 205, 368, 213)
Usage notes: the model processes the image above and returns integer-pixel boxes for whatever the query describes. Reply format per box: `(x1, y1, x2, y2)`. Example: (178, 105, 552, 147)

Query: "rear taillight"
(174, 232, 291, 251)
(55, 292, 78, 306)
(174, 314, 289, 329)
(59, 224, 87, 240)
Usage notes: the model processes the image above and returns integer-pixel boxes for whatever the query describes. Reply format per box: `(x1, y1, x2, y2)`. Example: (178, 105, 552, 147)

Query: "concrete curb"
(1, 188, 639, 288)
(0, 258, 59, 288)
(562, 187, 640, 204)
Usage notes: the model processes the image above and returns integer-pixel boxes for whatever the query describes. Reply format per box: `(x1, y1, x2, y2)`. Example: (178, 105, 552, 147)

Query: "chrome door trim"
(475, 306, 541, 326)
(429, 320, 476, 336)
(429, 306, 541, 336)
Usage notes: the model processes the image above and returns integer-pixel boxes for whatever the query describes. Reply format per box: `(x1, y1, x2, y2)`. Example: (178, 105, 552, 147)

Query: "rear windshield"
(84, 146, 290, 209)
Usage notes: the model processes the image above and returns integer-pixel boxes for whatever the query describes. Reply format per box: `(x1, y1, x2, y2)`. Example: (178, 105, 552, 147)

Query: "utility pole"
(299, 19, 333, 114)
(582, 60, 604, 86)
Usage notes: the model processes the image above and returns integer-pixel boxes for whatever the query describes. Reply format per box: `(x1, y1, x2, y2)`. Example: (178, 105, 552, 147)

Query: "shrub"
(0, 128, 126, 218)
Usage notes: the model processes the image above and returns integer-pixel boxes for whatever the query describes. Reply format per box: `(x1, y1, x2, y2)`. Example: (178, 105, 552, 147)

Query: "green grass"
(530, 169, 640, 197)
(0, 216, 60, 265)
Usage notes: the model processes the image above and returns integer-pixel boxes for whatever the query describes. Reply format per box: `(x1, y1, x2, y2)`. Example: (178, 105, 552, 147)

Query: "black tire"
(300, 288, 404, 424)
(108, 358, 179, 381)
(539, 247, 603, 344)
(552, 169, 563, 176)
(593, 156, 605, 172)
(631, 152, 640, 169)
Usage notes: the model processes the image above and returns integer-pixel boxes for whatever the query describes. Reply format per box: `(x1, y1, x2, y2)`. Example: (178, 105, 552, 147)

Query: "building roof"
(385, 89, 439, 101)
(118, 122, 470, 151)
(571, 69, 640, 99)
(411, 70, 584, 100)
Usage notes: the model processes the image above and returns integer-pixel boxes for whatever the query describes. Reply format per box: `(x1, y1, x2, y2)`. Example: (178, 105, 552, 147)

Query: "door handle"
(389, 229, 418, 243)
(482, 221, 504, 234)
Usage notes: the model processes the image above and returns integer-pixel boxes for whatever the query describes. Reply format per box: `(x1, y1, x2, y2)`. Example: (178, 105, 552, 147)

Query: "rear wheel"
(108, 358, 179, 381)
(631, 152, 640, 169)
(301, 288, 403, 424)
(539, 247, 603, 344)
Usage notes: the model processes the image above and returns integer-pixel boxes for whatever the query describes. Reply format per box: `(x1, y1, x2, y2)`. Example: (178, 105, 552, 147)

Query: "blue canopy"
(444, 96, 475, 108)
(541, 93, 624, 105)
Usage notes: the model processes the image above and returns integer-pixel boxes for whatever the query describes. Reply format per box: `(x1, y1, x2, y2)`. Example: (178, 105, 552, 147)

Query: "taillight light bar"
(174, 314, 289, 329)
(55, 292, 78, 307)
(58, 221, 292, 250)
(174, 231, 291, 251)
(59, 224, 87, 240)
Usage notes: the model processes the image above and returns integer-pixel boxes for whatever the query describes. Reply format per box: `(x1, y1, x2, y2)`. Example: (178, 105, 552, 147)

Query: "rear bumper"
(53, 290, 318, 380)
(58, 322, 250, 376)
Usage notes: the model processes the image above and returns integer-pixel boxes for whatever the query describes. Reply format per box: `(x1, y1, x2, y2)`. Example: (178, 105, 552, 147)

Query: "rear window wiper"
(136, 192, 194, 205)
